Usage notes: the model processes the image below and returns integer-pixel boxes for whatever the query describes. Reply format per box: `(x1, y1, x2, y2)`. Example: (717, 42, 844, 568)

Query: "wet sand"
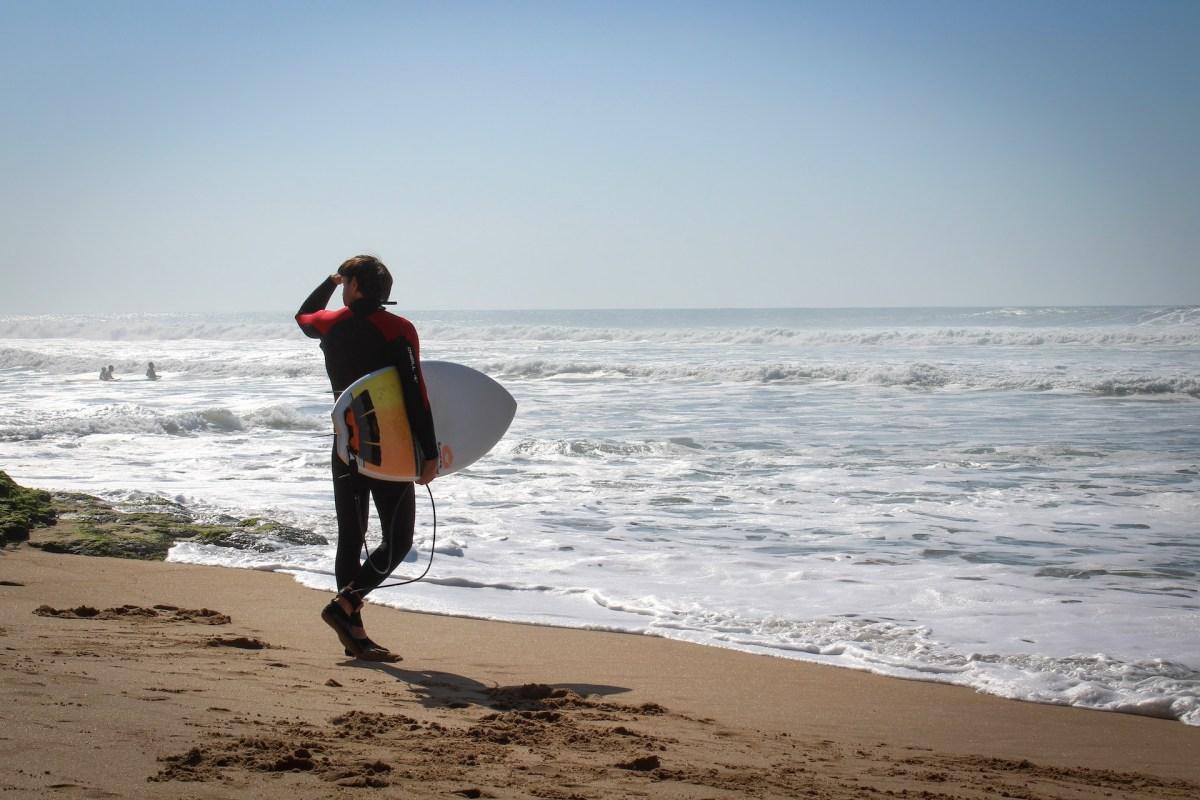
(2, 546, 1197, 799)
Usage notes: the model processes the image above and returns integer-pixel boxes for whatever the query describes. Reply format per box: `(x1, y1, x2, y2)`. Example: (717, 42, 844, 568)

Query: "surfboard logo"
(440, 443, 454, 470)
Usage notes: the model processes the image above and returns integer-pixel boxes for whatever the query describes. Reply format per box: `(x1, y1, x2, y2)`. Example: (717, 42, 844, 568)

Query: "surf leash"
(355, 483, 437, 591)
(373, 483, 437, 589)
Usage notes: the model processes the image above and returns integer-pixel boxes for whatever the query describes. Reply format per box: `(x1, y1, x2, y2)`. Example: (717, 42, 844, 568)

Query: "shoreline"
(283, 566, 1199, 728)
(6, 472, 1199, 731)
(2, 546, 1198, 799)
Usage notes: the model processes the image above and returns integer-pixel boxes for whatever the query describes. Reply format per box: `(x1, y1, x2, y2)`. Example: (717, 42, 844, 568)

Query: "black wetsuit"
(296, 278, 437, 598)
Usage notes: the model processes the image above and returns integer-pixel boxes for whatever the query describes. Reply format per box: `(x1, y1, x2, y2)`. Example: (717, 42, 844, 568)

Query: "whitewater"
(1, 306, 1197, 725)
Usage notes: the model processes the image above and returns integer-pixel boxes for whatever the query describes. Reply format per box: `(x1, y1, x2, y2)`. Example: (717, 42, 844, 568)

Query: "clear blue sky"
(2, 0, 1197, 312)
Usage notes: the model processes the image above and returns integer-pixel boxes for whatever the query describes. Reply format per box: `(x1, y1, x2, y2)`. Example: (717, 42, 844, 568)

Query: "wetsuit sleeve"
(389, 326, 438, 463)
(295, 278, 338, 338)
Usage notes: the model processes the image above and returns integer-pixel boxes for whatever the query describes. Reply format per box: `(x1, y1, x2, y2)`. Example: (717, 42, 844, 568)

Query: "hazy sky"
(2, 1, 1197, 312)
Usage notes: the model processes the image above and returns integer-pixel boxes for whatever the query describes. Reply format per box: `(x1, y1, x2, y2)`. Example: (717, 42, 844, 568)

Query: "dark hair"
(336, 255, 393, 304)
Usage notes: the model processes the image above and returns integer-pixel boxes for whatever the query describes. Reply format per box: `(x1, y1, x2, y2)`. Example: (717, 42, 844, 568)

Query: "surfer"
(146, 362, 158, 381)
(296, 255, 438, 662)
(98, 366, 110, 381)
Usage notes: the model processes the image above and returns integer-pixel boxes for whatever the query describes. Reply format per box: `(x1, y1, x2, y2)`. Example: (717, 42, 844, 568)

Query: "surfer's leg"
(323, 452, 401, 660)
(320, 479, 414, 661)
(351, 479, 415, 596)
(331, 451, 371, 593)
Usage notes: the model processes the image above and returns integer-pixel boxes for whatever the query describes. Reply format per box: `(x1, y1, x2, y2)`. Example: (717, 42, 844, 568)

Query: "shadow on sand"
(346, 661, 630, 711)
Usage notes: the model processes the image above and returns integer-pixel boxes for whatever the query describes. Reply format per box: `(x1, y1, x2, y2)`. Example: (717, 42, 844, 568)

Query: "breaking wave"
(0, 313, 297, 341)
(0, 403, 323, 441)
(0, 347, 325, 379)
(4, 345, 1196, 397)
(509, 437, 707, 459)
(483, 359, 1200, 396)
(424, 325, 1200, 348)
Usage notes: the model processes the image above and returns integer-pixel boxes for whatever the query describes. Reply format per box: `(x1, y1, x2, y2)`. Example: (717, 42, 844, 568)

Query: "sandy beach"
(1, 546, 1197, 799)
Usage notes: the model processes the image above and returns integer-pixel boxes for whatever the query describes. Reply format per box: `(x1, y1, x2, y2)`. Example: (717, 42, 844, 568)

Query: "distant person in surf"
(146, 362, 158, 381)
(98, 366, 110, 381)
(296, 255, 438, 662)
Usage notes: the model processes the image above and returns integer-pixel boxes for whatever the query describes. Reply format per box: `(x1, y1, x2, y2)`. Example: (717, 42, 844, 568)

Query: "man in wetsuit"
(296, 255, 438, 661)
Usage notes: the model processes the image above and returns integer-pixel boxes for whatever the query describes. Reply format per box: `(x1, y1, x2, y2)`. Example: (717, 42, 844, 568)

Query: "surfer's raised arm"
(295, 275, 341, 338)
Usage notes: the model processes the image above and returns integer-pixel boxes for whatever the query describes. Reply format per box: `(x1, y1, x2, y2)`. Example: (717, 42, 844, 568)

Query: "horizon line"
(3, 303, 1198, 317)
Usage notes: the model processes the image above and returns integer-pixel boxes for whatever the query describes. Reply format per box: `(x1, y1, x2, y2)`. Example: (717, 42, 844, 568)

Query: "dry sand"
(2, 546, 1197, 799)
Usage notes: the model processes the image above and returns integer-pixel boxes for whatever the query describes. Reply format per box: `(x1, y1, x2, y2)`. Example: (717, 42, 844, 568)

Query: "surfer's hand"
(415, 458, 438, 485)
(330, 273, 343, 285)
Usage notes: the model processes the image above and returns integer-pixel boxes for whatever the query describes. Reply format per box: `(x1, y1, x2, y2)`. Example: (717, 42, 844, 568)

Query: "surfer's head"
(337, 255, 393, 306)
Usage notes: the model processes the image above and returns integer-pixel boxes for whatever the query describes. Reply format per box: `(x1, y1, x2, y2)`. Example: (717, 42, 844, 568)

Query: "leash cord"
(353, 482, 437, 591)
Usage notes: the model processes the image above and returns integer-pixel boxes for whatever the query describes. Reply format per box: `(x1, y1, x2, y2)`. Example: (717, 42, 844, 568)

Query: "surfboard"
(332, 361, 516, 481)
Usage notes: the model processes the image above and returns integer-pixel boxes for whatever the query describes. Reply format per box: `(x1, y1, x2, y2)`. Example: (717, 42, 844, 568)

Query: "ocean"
(1, 306, 1197, 725)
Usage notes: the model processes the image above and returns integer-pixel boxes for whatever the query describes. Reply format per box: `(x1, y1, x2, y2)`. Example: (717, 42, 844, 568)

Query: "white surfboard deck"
(332, 360, 516, 481)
